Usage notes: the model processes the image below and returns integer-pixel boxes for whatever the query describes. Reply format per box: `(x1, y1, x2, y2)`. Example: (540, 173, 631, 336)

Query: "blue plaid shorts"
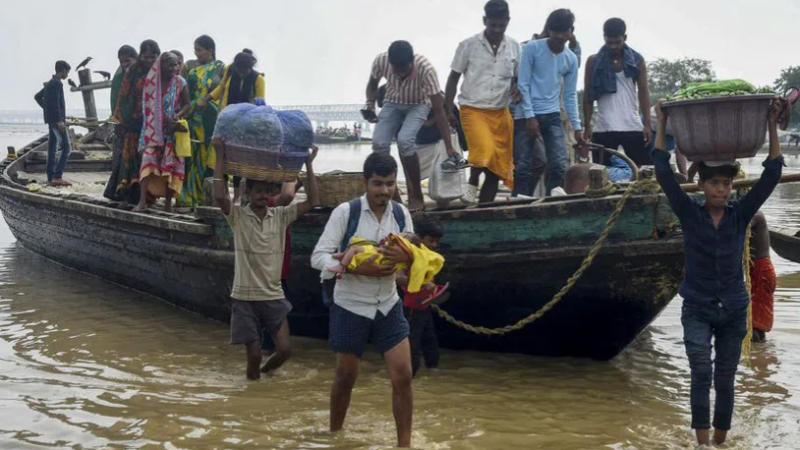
(329, 301, 410, 358)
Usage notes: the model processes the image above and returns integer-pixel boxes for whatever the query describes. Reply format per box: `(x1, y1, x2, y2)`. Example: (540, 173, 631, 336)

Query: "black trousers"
(591, 131, 651, 166)
(407, 308, 439, 376)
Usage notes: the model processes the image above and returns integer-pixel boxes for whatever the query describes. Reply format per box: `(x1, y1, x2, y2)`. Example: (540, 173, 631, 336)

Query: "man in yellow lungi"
(444, 0, 518, 204)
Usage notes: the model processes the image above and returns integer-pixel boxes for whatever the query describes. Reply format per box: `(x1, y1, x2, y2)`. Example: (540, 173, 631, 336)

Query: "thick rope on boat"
(431, 178, 662, 336)
(585, 182, 619, 198)
(741, 224, 753, 362)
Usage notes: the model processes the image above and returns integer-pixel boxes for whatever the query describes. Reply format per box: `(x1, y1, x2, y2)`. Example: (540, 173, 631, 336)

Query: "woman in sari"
(177, 35, 226, 207)
(134, 51, 191, 212)
(112, 39, 160, 205)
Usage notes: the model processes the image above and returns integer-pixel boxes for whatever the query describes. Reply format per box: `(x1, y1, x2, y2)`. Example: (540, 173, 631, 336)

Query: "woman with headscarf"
(134, 51, 191, 212)
(204, 49, 265, 200)
(205, 49, 265, 109)
(178, 35, 226, 207)
(103, 44, 138, 201)
(112, 39, 160, 205)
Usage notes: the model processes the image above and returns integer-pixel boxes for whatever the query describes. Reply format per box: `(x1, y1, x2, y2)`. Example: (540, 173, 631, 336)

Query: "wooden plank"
(77, 69, 98, 122)
(69, 80, 112, 92)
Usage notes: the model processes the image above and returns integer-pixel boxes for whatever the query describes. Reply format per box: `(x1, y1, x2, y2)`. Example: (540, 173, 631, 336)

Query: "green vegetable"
(667, 79, 774, 100)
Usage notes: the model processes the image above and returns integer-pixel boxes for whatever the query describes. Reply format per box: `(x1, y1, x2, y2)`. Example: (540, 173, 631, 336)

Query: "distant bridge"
(1, 104, 369, 127)
(274, 104, 365, 125)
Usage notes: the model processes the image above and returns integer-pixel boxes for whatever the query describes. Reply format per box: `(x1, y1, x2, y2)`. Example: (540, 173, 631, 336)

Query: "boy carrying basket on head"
(213, 137, 319, 380)
(652, 98, 785, 447)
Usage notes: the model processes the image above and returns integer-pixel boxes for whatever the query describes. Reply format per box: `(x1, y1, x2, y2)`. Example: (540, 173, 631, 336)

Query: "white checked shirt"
(310, 196, 414, 319)
(451, 32, 520, 109)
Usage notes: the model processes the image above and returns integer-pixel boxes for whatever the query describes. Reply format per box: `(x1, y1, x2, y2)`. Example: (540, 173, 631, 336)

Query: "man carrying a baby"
(311, 152, 416, 448)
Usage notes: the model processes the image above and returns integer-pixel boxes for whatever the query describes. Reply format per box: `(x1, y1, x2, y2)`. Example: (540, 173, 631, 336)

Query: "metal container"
(662, 94, 773, 161)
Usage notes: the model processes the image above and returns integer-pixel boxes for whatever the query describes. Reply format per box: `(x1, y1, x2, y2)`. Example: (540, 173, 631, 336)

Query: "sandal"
(440, 155, 470, 172)
(420, 282, 450, 306)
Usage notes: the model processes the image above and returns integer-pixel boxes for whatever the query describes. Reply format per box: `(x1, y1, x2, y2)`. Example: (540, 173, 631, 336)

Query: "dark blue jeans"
(681, 300, 747, 430)
(407, 308, 439, 376)
(47, 124, 71, 182)
(513, 113, 566, 195)
(511, 119, 545, 197)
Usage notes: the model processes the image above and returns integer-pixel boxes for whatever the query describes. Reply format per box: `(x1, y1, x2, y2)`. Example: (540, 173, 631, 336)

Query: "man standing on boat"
(42, 60, 72, 187)
(444, 0, 518, 204)
(365, 40, 458, 213)
(516, 8, 584, 196)
(311, 152, 415, 447)
(583, 18, 652, 166)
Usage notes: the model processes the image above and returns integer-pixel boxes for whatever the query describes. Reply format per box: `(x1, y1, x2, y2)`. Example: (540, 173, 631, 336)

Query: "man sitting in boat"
(652, 99, 784, 447)
(310, 152, 415, 447)
(211, 137, 319, 381)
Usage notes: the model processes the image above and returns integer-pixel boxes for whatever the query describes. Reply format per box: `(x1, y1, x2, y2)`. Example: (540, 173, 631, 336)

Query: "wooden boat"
(0, 132, 686, 360)
(769, 226, 800, 263)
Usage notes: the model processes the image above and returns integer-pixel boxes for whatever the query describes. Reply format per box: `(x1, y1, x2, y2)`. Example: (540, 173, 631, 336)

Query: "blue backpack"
(321, 198, 406, 307)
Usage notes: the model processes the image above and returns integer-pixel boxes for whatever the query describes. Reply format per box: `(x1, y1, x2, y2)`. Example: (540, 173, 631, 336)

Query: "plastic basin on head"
(662, 94, 773, 161)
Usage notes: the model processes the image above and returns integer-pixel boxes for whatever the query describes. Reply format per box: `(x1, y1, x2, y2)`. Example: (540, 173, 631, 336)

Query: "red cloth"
(402, 287, 430, 311)
(750, 257, 776, 332)
(267, 196, 292, 280)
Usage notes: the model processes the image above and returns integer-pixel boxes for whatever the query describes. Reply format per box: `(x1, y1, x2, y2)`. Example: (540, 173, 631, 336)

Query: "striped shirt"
(371, 52, 441, 105)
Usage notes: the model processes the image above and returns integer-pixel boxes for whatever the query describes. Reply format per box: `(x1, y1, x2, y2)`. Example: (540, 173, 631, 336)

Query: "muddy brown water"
(1, 129, 799, 448)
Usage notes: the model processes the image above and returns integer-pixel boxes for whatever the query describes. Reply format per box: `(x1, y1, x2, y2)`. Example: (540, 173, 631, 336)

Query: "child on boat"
(212, 137, 319, 380)
(653, 98, 785, 447)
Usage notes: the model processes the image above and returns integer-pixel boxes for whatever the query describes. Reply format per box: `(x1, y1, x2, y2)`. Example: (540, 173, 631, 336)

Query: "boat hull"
(770, 228, 800, 264)
(0, 136, 685, 360)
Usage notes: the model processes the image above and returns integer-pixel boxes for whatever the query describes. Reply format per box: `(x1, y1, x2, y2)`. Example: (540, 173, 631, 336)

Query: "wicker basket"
(317, 171, 364, 207)
(662, 94, 773, 161)
(223, 142, 307, 182)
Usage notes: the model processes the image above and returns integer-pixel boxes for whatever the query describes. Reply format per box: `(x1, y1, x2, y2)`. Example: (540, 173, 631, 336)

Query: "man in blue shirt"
(516, 9, 584, 196)
(653, 99, 784, 447)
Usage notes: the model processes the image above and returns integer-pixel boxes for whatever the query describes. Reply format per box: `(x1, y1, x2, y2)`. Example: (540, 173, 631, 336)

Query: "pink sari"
(139, 54, 187, 196)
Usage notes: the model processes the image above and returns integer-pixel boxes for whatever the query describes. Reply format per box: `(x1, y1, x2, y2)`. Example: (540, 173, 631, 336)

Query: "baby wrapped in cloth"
(328, 232, 444, 294)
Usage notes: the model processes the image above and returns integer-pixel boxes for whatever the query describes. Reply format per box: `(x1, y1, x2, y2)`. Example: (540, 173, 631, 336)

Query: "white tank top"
(595, 71, 643, 133)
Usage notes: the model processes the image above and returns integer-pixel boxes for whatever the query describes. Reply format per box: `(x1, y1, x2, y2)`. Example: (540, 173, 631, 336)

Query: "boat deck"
(17, 170, 110, 201)
(13, 168, 530, 213)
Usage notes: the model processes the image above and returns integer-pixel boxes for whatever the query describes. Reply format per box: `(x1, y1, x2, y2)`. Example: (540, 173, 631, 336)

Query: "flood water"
(1, 126, 799, 449)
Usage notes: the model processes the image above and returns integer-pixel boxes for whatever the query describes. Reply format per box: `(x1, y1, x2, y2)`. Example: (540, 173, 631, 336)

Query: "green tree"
(647, 58, 716, 101)
(774, 66, 800, 128)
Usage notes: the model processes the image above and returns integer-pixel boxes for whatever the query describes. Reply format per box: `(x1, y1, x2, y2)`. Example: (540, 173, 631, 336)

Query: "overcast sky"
(1, 0, 796, 112)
